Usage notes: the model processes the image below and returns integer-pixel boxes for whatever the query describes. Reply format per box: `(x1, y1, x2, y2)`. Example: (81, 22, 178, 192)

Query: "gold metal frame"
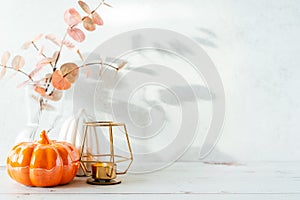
(79, 121, 133, 176)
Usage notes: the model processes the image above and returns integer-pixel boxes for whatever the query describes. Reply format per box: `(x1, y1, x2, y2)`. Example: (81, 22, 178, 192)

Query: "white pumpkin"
(58, 109, 92, 148)
(58, 109, 102, 176)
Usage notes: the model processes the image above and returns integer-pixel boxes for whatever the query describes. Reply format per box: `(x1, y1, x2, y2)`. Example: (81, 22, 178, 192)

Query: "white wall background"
(0, 0, 300, 165)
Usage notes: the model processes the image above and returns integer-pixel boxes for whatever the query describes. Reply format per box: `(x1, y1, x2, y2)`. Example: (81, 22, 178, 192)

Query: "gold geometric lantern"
(79, 121, 133, 185)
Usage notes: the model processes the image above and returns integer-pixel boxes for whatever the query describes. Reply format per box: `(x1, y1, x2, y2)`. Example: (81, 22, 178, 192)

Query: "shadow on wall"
(193, 27, 218, 48)
(73, 27, 226, 166)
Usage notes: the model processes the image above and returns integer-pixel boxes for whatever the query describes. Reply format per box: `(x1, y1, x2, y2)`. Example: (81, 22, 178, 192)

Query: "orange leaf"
(51, 70, 71, 90)
(21, 41, 32, 50)
(92, 12, 103, 26)
(64, 8, 82, 26)
(78, 1, 91, 14)
(67, 27, 86, 42)
(34, 86, 46, 96)
(11, 55, 25, 70)
(60, 62, 79, 83)
(32, 33, 43, 42)
(83, 17, 96, 31)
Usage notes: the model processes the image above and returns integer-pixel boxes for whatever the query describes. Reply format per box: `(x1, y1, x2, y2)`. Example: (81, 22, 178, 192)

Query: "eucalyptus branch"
(63, 62, 120, 78)
(83, 62, 119, 70)
(1, 0, 116, 100)
(0, 64, 33, 81)
(54, 32, 67, 69)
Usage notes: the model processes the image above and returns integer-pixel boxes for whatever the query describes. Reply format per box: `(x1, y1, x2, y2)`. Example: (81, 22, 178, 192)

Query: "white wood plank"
(1, 162, 300, 198)
(2, 194, 300, 200)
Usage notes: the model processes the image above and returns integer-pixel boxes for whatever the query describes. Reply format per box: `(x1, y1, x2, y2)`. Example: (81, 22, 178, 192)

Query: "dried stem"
(92, 0, 105, 13)
(44, 32, 67, 93)
(63, 62, 119, 78)
(0, 64, 33, 81)
(32, 42, 45, 59)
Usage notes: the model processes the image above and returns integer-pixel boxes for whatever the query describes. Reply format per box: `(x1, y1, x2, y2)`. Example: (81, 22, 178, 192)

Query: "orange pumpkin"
(6, 130, 80, 187)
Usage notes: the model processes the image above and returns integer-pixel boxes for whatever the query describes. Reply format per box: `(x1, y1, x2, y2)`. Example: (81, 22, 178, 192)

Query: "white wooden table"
(1, 162, 300, 199)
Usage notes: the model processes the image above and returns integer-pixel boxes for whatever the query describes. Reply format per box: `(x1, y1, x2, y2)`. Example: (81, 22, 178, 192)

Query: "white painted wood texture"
(1, 162, 300, 199)
(1, 0, 300, 166)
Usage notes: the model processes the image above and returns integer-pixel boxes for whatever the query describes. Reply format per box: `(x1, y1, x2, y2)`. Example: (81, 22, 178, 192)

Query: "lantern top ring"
(84, 121, 125, 127)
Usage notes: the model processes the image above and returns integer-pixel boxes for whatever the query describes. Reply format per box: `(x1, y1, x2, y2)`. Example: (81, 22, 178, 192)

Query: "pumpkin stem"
(38, 130, 51, 145)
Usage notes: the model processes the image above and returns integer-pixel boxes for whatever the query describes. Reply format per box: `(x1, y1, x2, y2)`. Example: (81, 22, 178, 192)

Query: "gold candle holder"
(87, 162, 121, 185)
(79, 121, 133, 185)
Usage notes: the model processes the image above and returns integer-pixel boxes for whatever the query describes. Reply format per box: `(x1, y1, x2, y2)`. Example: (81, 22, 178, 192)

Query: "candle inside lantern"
(92, 162, 116, 180)
(87, 162, 121, 185)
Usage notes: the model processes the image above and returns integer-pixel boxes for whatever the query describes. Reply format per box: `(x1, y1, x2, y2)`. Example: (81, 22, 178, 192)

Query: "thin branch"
(32, 41, 55, 70)
(0, 64, 33, 81)
(54, 32, 67, 69)
(62, 62, 119, 78)
(83, 62, 119, 70)
(92, 0, 105, 13)
(31, 42, 48, 59)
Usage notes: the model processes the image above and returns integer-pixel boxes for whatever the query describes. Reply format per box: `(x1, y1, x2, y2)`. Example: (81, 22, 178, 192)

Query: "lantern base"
(87, 178, 121, 185)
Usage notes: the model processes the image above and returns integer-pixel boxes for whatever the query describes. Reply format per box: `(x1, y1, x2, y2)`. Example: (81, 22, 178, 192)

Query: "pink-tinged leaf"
(0, 67, 6, 79)
(32, 33, 43, 42)
(1, 51, 10, 66)
(11, 55, 25, 70)
(1, 52, 10, 80)
(37, 57, 54, 67)
(67, 27, 86, 42)
(78, 1, 91, 14)
(63, 40, 76, 49)
(83, 17, 96, 31)
(21, 34, 43, 49)
(45, 34, 62, 46)
(21, 41, 32, 50)
(30, 58, 52, 78)
(92, 12, 103, 26)
(30, 68, 43, 78)
(64, 8, 82, 26)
